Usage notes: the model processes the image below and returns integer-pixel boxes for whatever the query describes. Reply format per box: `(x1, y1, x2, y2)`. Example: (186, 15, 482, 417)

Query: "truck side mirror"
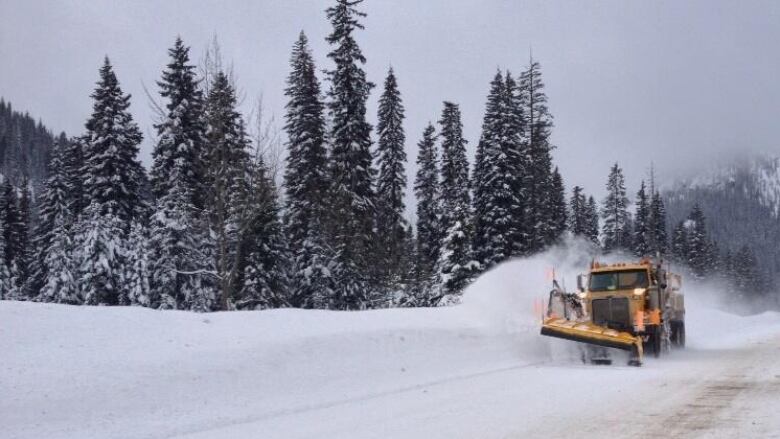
(577, 274, 585, 292)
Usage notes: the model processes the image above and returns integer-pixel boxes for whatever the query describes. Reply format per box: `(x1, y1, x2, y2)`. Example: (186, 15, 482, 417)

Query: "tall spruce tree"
(413, 124, 440, 295)
(14, 178, 31, 297)
(237, 157, 290, 310)
(33, 139, 77, 302)
(203, 71, 251, 310)
(282, 31, 331, 308)
(150, 37, 206, 209)
(632, 180, 650, 257)
(81, 57, 146, 224)
(649, 191, 668, 256)
(601, 163, 630, 252)
(686, 204, 711, 279)
(375, 67, 407, 286)
(472, 72, 525, 270)
(519, 59, 554, 251)
(671, 220, 688, 263)
(568, 186, 588, 237)
(548, 167, 567, 242)
(0, 179, 17, 298)
(75, 58, 145, 305)
(64, 136, 87, 219)
(435, 102, 477, 297)
(324, 0, 376, 308)
(585, 196, 600, 244)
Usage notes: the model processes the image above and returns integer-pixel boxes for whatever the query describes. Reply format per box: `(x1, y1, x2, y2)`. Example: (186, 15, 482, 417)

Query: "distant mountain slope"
(0, 98, 59, 188)
(665, 155, 780, 283)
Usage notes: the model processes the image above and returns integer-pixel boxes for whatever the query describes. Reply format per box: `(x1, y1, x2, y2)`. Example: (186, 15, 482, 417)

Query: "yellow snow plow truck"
(540, 259, 685, 366)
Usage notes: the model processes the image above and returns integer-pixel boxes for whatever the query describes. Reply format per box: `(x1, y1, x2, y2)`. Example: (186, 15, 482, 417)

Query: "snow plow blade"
(541, 317, 643, 364)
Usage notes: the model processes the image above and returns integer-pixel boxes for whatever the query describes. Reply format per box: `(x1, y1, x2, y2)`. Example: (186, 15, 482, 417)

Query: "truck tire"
(647, 326, 662, 358)
(671, 321, 686, 348)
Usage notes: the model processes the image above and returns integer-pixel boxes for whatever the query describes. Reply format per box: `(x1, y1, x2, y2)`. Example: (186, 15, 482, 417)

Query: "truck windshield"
(589, 270, 648, 291)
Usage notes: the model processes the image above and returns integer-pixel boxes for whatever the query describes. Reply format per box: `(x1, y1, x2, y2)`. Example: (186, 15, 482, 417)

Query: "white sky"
(2, 0, 780, 217)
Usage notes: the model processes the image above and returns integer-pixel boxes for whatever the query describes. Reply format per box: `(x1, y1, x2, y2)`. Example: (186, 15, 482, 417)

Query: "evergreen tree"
(0, 179, 20, 299)
(375, 67, 407, 286)
(125, 222, 152, 307)
(585, 196, 600, 244)
(282, 32, 331, 308)
(632, 180, 651, 257)
(548, 167, 567, 242)
(685, 204, 711, 279)
(149, 180, 215, 311)
(203, 71, 251, 310)
(649, 191, 668, 256)
(150, 37, 206, 209)
(324, 0, 376, 308)
(283, 32, 327, 253)
(32, 139, 76, 301)
(671, 221, 688, 263)
(435, 102, 478, 297)
(237, 158, 290, 310)
(13, 178, 31, 297)
(568, 186, 588, 237)
(413, 124, 440, 295)
(519, 59, 554, 251)
(472, 72, 525, 270)
(601, 163, 630, 252)
(64, 136, 87, 219)
(74, 204, 126, 306)
(82, 58, 146, 224)
(0, 214, 11, 299)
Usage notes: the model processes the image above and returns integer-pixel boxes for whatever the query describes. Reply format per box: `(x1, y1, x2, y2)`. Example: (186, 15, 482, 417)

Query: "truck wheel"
(649, 327, 662, 358)
(671, 321, 686, 348)
(675, 322, 686, 348)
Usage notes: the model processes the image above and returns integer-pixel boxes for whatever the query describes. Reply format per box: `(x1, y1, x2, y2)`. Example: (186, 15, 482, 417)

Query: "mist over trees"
(0, 0, 775, 309)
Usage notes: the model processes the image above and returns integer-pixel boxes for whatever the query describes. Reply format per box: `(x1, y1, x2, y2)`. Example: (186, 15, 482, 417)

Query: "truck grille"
(592, 297, 631, 331)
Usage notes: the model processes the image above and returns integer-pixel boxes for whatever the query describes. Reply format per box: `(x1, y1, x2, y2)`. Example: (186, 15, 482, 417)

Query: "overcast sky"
(2, 0, 779, 215)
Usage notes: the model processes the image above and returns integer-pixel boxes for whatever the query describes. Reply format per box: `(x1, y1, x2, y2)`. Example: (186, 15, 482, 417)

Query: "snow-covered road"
(3, 252, 780, 438)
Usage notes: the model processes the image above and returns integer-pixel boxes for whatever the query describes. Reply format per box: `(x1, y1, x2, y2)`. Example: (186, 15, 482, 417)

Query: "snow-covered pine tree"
(124, 222, 152, 307)
(435, 102, 478, 298)
(13, 178, 31, 298)
(374, 67, 408, 288)
(202, 71, 251, 310)
(685, 204, 711, 279)
(75, 58, 146, 305)
(32, 139, 77, 302)
(472, 71, 521, 270)
(632, 180, 650, 257)
(413, 123, 440, 298)
(324, 0, 376, 308)
(548, 167, 567, 242)
(601, 163, 630, 252)
(568, 186, 587, 237)
(64, 136, 87, 219)
(75, 203, 126, 306)
(585, 196, 600, 245)
(237, 156, 290, 310)
(649, 191, 668, 256)
(519, 58, 554, 251)
(0, 179, 18, 299)
(151, 37, 206, 209)
(82, 57, 147, 225)
(671, 221, 688, 263)
(282, 31, 332, 308)
(149, 179, 216, 311)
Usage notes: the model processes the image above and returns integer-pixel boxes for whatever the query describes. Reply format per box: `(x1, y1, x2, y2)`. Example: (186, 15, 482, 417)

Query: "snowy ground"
(3, 249, 780, 439)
